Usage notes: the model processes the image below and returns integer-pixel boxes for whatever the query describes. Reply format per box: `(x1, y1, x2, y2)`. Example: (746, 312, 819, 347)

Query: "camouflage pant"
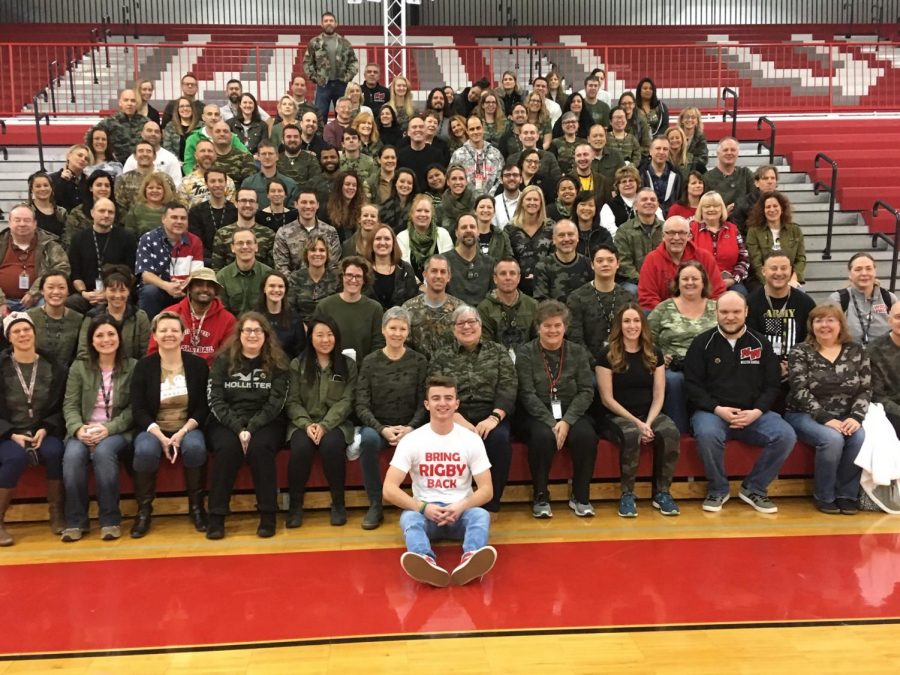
(598, 414, 681, 494)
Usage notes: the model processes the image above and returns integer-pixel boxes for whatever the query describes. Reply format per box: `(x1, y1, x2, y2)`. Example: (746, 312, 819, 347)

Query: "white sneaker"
(400, 552, 450, 587)
(450, 546, 498, 586)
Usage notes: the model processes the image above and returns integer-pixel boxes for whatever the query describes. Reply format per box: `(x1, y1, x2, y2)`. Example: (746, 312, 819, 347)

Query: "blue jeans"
(138, 285, 178, 322)
(63, 435, 130, 528)
(0, 436, 64, 488)
(785, 412, 864, 503)
(314, 79, 347, 120)
(399, 505, 490, 558)
(663, 369, 689, 434)
(132, 430, 207, 472)
(691, 410, 796, 497)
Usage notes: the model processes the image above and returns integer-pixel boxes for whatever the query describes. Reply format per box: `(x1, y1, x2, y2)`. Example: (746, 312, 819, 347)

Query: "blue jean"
(0, 436, 64, 488)
(691, 410, 796, 497)
(138, 285, 178, 322)
(663, 369, 689, 434)
(785, 412, 864, 503)
(399, 505, 491, 558)
(314, 79, 347, 120)
(63, 435, 130, 528)
(132, 430, 207, 472)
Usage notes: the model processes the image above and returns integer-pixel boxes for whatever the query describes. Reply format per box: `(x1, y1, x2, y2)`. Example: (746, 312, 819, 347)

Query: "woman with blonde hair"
(665, 126, 690, 174)
(268, 95, 299, 149)
(396, 194, 453, 279)
(677, 106, 708, 168)
(506, 184, 554, 296)
(689, 191, 750, 295)
(387, 76, 415, 130)
(123, 172, 173, 236)
(344, 81, 373, 120)
(351, 111, 382, 156)
(524, 91, 552, 150)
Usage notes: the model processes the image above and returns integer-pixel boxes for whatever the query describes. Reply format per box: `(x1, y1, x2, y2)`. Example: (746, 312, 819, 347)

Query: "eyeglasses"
(455, 319, 479, 328)
(237, 198, 257, 204)
(241, 327, 264, 335)
(664, 230, 690, 238)
(343, 273, 364, 281)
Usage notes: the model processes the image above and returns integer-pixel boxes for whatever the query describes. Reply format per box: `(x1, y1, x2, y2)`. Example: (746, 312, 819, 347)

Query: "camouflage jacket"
(477, 226, 513, 263)
(0, 229, 71, 304)
(340, 154, 377, 200)
(429, 340, 517, 422)
(177, 170, 237, 209)
(477, 290, 538, 356)
(449, 142, 505, 196)
(63, 205, 92, 250)
(516, 338, 596, 427)
(212, 147, 257, 187)
(549, 136, 585, 176)
(868, 332, 900, 418)
(786, 341, 871, 423)
(607, 132, 642, 165)
(96, 112, 149, 163)
(303, 33, 359, 85)
(272, 219, 342, 275)
(506, 221, 554, 294)
(566, 281, 635, 359)
(402, 293, 463, 360)
(612, 216, 664, 283)
(211, 223, 276, 270)
(508, 148, 562, 185)
(533, 253, 592, 302)
(287, 265, 341, 323)
(115, 169, 177, 214)
(277, 152, 322, 189)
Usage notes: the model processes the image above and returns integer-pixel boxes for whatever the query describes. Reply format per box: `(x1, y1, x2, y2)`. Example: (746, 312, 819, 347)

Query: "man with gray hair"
(323, 96, 354, 150)
(403, 255, 463, 360)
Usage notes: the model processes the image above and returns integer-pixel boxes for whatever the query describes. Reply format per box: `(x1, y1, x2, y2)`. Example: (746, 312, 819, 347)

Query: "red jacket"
(689, 219, 750, 283)
(637, 240, 726, 311)
(147, 296, 236, 365)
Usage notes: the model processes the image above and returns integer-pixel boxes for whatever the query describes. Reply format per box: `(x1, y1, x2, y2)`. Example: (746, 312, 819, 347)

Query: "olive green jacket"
(63, 358, 136, 439)
(286, 356, 358, 443)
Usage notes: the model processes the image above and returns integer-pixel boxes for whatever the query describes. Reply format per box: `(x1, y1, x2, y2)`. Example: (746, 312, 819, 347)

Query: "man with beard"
(425, 87, 450, 140)
(497, 103, 527, 159)
(122, 120, 183, 185)
(312, 145, 342, 204)
(178, 140, 237, 208)
(136, 203, 204, 318)
(287, 75, 321, 127)
(188, 168, 237, 261)
(493, 164, 521, 230)
(477, 258, 537, 359)
(210, 188, 275, 270)
(403, 255, 463, 360)
(241, 141, 299, 209)
(297, 110, 327, 156)
(572, 142, 611, 204)
(446, 214, 494, 306)
(533, 220, 592, 302)
(115, 141, 176, 214)
(210, 121, 255, 187)
(147, 267, 235, 365)
(684, 291, 796, 513)
(303, 11, 359, 121)
(219, 79, 269, 122)
(277, 123, 322, 186)
(273, 189, 341, 275)
(183, 105, 248, 176)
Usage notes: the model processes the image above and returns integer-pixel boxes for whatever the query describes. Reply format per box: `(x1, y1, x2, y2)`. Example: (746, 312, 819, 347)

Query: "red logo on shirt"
(740, 346, 762, 362)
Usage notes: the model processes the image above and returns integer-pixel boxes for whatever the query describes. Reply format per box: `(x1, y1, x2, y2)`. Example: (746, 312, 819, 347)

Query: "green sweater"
(355, 349, 427, 432)
(63, 358, 136, 439)
(313, 293, 385, 359)
(27, 307, 83, 367)
(515, 338, 595, 428)
(287, 355, 357, 442)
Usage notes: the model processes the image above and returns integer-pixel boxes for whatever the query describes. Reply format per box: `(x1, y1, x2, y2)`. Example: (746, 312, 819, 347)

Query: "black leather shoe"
(257, 512, 277, 538)
(206, 514, 225, 540)
(330, 505, 347, 526)
(285, 507, 303, 529)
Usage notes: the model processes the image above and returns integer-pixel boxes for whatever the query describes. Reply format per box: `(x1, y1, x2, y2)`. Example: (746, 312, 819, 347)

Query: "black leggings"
(207, 419, 286, 516)
(289, 427, 348, 506)
(521, 415, 598, 503)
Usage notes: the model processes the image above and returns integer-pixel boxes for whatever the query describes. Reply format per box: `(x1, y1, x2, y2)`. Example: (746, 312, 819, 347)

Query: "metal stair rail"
(757, 116, 776, 164)
(871, 200, 900, 292)
(813, 152, 839, 261)
(0, 119, 7, 162)
(33, 95, 50, 172)
(721, 87, 738, 139)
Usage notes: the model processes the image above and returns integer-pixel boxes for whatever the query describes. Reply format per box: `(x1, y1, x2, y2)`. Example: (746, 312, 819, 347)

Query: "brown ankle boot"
(46, 480, 65, 535)
(0, 487, 14, 546)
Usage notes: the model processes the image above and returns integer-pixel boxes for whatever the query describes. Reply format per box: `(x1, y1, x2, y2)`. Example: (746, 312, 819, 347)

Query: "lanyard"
(209, 202, 225, 231)
(190, 306, 208, 348)
(100, 370, 114, 420)
(92, 230, 110, 276)
(12, 356, 39, 419)
(850, 290, 875, 345)
(540, 342, 565, 396)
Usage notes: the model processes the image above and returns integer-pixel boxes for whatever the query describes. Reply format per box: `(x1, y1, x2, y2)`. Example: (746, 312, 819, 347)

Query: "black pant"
(207, 418, 286, 516)
(289, 427, 347, 506)
(521, 415, 597, 503)
(482, 420, 512, 512)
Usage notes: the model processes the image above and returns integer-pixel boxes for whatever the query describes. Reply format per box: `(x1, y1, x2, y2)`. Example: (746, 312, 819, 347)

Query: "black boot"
(257, 512, 276, 538)
(46, 479, 66, 535)
(130, 471, 156, 538)
(206, 513, 225, 540)
(285, 492, 304, 529)
(184, 465, 208, 532)
(362, 503, 383, 530)
(330, 488, 347, 527)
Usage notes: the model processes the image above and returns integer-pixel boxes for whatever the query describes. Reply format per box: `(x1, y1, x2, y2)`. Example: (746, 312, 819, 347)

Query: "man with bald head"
(122, 119, 183, 184)
(96, 88, 149, 163)
(533, 220, 592, 302)
(868, 300, 900, 437)
(683, 291, 796, 514)
(182, 104, 248, 175)
(508, 123, 561, 185)
(67, 197, 137, 313)
(209, 120, 255, 186)
(637, 215, 726, 311)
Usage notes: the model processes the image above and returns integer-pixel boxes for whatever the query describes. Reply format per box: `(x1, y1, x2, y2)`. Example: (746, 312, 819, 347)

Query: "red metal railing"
(1, 41, 898, 118)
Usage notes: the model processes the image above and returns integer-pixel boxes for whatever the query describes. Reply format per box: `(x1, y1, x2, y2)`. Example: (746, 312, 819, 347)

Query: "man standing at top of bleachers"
(303, 11, 359, 122)
(96, 89, 149, 164)
(160, 72, 205, 130)
(703, 137, 755, 214)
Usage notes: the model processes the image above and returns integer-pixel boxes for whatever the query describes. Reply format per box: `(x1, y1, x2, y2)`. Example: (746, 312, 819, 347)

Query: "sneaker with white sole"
(568, 499, 595, 517)
(100, 525, 121, 540)
(400, 551, 450, 587)
(60, 528, 83, 543)
(450, 546, 497, 586)
(532, 498, 553, 519)
(702, 493, 730, 512)
(618, 492, 638, 518)
(739, 487, 778, 514)
(652, 492, 680, 516)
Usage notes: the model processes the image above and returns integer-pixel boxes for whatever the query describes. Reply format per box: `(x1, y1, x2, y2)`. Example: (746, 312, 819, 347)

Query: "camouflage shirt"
(787, 341, 871, 422)
(516, 338, 596, 427)
(339, 154, 377, 200)
(402, 293, 463, 360)
(211, 223, 276, 270)
(506, 221, 554, 295)
(303, 32, 359, 85)
(96, 112, 149, 163)
(612, 216, 664, 283)
(115, 169, 177, 214)
(212, 147, 257, 187)
(533, 253, 593, 302)
(477, 290, 538, 357)
(277, 152, 322, 189)
(429, 340, 518, 422)
(566, 282, 635, 359)
(287, 265, 341, 323)
(272, 219, 342, 275)
(177, 170, 237, 209)
(549, 136, 585, 175)
(449, 142, 505, 196)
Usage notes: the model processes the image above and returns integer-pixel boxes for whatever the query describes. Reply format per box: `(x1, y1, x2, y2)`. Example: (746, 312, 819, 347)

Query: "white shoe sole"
(450, 546, 497, 586)
(401, 552, 450, 587)
(739, 491, 778, 514)
(702, 494, 730, 512)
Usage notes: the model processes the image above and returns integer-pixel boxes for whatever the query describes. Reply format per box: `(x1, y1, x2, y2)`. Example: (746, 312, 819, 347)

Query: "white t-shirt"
(390, 423, 491, 504)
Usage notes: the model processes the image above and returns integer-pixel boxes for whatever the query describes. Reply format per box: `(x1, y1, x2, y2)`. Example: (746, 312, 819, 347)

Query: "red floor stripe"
(1, 533, 899, 655)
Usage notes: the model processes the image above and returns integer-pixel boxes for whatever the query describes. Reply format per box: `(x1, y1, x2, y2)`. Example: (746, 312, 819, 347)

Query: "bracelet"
(489, 412, 502, 422)
(418, 501, 427, 514)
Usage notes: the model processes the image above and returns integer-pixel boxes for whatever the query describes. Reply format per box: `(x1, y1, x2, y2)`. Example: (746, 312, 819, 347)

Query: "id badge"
(474, 177, 484, 192)
(18, 272, 30, 290)
(551, 397, 563, 421)
(95, 278, 104, 291)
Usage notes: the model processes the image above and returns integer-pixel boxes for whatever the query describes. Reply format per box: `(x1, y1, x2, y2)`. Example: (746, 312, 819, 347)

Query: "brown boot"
(0, 487, 14, 546)
(46, 480, 65, 535)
